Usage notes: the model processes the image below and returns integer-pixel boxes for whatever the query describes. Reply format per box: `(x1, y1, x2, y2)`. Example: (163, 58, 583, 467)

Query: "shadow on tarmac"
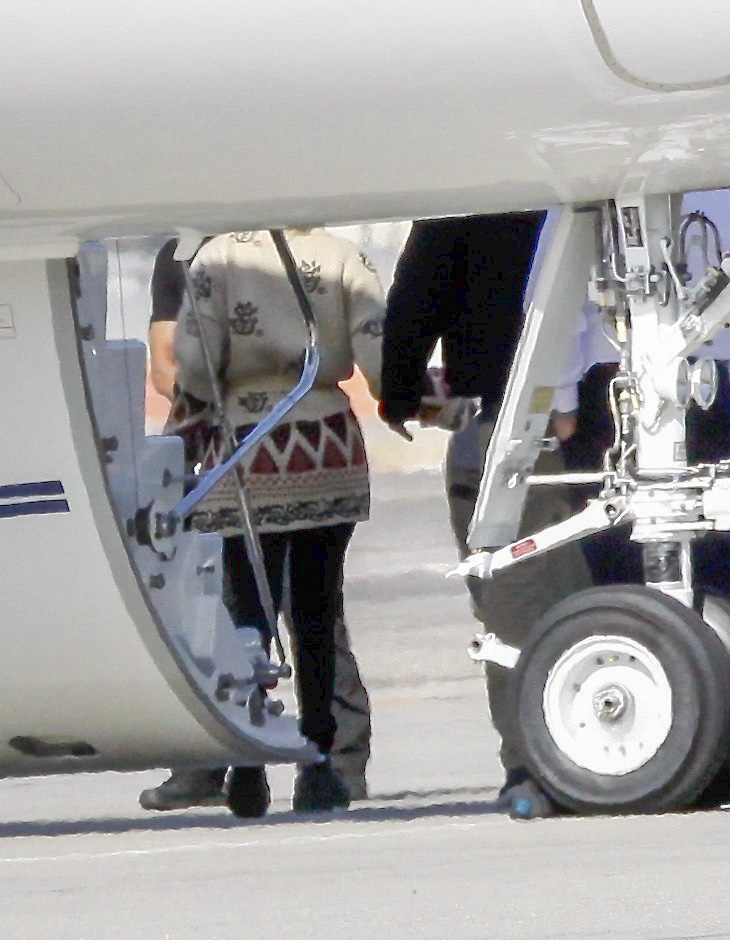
(0, 787, 506, 840)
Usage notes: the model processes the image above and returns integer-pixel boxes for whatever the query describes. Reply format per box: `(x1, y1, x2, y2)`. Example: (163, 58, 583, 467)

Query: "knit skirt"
(187, 408, 370, 535)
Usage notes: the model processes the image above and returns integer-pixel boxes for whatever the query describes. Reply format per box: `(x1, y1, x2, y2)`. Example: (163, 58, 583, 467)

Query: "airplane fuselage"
(1, 0, 730, 253)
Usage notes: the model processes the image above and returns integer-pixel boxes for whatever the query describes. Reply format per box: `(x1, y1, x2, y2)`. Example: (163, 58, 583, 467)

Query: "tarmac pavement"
(2, 469, 730, 939)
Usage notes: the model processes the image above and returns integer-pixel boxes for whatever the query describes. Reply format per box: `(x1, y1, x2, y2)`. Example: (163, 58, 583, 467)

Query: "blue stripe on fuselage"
(0, 481, 65, 500)
(0, 499, 69, 519)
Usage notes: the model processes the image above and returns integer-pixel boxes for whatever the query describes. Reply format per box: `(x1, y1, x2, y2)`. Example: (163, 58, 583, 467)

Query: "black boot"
(139, 769, 226, 811)
(226, 766, 270, 819)
(292, 759, 350, 812)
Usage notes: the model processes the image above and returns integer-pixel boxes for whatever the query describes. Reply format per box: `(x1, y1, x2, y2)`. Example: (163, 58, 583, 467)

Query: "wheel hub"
(593, 685, 631, 721)
(543, 635, 673, 776)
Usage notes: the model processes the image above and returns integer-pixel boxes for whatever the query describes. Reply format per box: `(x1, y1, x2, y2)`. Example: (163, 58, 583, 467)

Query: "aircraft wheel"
(226, 766, 270, 819)
(514, 585, 730, 815)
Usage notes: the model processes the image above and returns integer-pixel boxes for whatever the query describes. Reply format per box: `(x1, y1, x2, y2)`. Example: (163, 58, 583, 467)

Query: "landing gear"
(513, 586, 730, 814)
(460, 195, 730, 817)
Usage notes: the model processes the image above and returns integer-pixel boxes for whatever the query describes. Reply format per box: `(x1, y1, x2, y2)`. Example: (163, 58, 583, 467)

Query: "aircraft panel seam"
(580, 0, 730, 93)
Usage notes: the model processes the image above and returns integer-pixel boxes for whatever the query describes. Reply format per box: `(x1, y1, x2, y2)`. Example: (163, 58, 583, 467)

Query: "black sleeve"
(380, 221, 453, 424)
(150, 238, 185, 323)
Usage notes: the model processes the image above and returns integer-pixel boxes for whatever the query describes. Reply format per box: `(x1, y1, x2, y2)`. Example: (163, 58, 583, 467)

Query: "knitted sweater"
(174, 229, 384, 534)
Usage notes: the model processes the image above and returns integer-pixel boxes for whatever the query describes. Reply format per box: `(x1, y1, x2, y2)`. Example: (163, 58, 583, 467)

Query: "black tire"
(693, 592, 730, 807)
(695, 759, 730, 808)
(693, 588, 730, 655)
(226, 766, 270, 819)
(514, 585, 730, 815)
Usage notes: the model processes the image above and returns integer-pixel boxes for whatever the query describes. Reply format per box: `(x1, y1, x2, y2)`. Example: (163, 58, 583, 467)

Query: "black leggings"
(223, 523, 355, 754)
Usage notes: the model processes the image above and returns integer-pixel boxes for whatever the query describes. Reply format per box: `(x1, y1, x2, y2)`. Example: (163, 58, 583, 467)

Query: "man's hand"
(377, 400, 414, 441)
(552, 410, 577, 442)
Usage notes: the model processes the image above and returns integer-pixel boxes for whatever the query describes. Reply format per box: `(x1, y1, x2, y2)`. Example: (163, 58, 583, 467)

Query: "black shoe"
(139, 770, 227, 811)
(292, 760, 350, 812)
(226, 766, 270, 819)
(498, 767, 555, 819)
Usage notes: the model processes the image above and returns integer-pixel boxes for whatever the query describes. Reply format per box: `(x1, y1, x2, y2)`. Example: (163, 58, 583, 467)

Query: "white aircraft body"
(3, 0, 730, 815)
(0, 0, 730, 250)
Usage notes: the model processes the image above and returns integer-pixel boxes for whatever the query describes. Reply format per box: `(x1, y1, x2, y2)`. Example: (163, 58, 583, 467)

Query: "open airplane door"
(0, 243, 316, 777)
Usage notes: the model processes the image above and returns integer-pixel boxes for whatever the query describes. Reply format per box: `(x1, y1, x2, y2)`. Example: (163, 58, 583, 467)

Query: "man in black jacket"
(381, 213, 592, 801)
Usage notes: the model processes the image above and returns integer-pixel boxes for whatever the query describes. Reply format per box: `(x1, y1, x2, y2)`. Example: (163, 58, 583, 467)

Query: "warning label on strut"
(511, 538, 537, 559)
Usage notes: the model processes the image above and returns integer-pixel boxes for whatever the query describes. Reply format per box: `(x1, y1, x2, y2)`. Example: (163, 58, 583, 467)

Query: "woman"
(174, 228, 384, 812)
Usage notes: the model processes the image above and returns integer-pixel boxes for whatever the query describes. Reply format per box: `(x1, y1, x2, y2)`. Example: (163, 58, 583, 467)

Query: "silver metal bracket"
(468, 633, 520, 669)
(452, 496, 629, 581)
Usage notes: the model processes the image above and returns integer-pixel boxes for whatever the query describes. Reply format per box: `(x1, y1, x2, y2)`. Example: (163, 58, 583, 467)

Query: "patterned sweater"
(174, 228, 384, 534)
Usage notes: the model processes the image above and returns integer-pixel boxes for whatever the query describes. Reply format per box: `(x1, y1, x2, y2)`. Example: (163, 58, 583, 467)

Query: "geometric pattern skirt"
(188, 408, 370, 535)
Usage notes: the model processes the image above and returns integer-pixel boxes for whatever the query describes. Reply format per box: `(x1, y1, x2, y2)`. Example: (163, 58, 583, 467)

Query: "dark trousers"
(223, 523, 355, 755)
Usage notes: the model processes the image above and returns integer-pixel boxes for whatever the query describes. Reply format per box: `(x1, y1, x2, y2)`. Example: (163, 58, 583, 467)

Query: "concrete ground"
(2, 469, 730, 939)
